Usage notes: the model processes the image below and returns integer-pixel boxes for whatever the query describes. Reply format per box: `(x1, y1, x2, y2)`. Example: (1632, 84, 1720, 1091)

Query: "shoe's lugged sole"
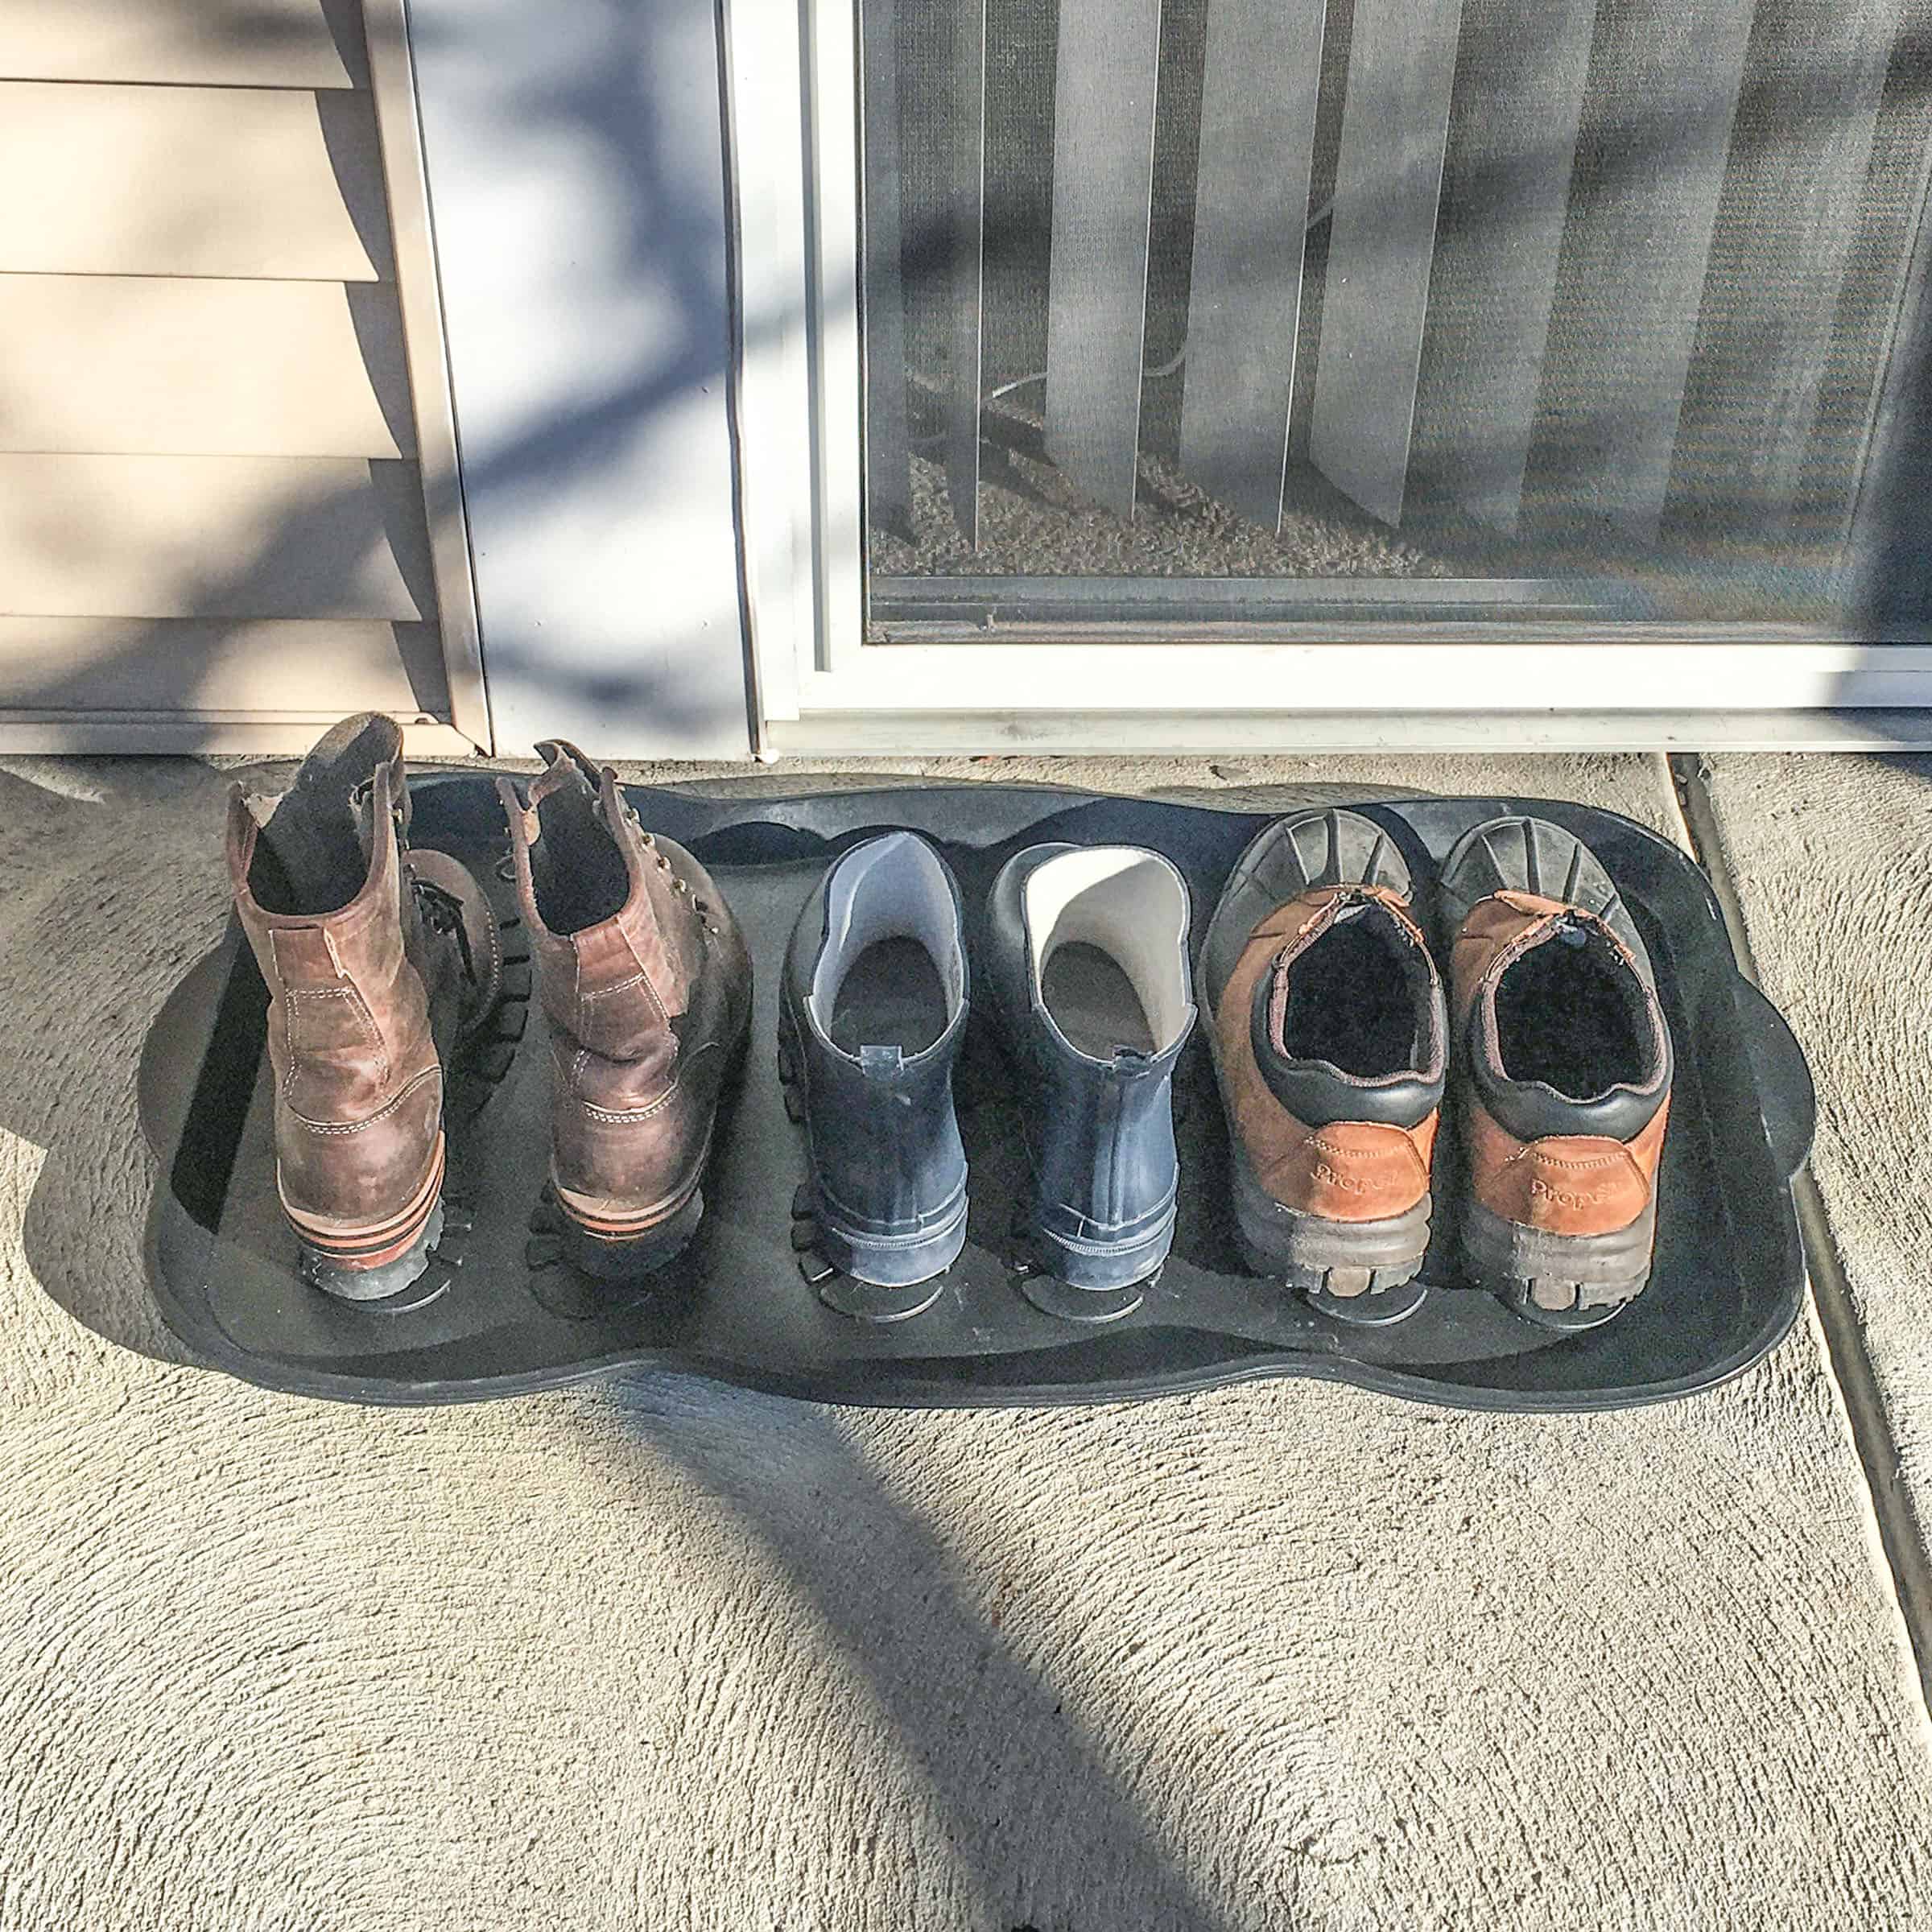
(297, 1201, 447, 1301)
(1227, 1141, 1431, 1326)
(1461, 1196, 1657, 1331)
(554, 1179, 710, 1282)
(1198, 807, 1414, 1013)
(1436, 814, 1644, 963)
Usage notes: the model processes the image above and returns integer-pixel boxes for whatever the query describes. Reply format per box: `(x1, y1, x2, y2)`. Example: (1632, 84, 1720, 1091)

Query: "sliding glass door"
(723, 0, 1932, 737)
(853, 0, 1932, 638)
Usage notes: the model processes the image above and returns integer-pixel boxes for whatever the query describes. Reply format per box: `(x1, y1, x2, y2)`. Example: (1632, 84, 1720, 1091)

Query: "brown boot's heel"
(497, 745, 753, 1282)
(228, 714, 505, 1301)
(1440, 816, 1673, 1330)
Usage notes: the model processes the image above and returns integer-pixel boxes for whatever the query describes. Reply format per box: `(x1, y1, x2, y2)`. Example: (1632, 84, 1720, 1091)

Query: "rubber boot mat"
(138, 782, 1814, 1412)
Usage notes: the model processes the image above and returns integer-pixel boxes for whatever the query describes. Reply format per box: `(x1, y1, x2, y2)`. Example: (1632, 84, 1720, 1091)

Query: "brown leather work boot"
(1199, 808, 1447, 1324)
(1440, 816, 1673, 1328)
(497, 745, 752, 1278)
(227, 715, 504, 1298)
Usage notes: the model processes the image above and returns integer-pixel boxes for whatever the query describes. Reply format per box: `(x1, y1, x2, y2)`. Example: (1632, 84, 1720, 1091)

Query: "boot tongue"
(345, 775, 389, 869)
(247, 720, 400, 917)
(292, 712, 405, 849)
(521, 743, 632, 935)
(529, 741, 611, 821)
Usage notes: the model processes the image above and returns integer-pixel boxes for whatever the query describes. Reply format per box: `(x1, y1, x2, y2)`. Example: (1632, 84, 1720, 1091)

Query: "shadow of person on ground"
(0, 758, 244, 1370)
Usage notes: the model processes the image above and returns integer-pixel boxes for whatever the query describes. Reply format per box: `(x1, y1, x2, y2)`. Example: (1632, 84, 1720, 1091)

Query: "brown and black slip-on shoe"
(1440, 815, 1672, 1330)
(1199, 808, 1447, 1326)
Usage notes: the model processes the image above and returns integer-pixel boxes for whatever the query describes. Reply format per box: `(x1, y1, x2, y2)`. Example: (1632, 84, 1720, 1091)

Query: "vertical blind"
(860, 0, 1932, 601)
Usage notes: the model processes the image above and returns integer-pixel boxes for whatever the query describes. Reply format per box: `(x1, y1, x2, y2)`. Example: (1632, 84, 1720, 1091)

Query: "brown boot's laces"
(410, 872, 479, 984)
(619, 800, 722, 937)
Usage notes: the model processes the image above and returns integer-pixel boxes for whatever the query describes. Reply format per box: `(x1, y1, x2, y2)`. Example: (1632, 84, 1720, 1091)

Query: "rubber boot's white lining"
(1023, 848, 1191, 1053)
(809, 832, 964, 1034)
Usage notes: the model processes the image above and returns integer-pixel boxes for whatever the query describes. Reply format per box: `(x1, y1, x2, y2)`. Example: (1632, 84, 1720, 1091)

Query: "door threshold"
(766, 709, 1932, 757)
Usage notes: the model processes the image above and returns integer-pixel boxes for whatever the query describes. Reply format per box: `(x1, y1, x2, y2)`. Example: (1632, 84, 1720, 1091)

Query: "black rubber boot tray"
(138, 781, 1814, 1411)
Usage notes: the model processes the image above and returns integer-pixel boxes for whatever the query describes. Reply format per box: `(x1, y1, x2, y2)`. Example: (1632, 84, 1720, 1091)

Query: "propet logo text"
(1312, 1162, 1369, 1195)
(1530, 1175, 1609, 1212)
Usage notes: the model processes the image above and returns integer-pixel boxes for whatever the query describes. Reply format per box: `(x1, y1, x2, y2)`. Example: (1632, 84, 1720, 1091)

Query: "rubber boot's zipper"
(1098, 1066, 1123, 1230)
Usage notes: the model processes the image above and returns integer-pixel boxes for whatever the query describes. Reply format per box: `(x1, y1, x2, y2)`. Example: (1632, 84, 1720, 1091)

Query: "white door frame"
(720, 0, 1932, 749)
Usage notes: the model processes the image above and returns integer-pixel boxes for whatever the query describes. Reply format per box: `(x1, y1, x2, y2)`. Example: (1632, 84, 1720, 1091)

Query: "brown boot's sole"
(283, 1135, 445, 1301)
(551, 1166, 709, 1282)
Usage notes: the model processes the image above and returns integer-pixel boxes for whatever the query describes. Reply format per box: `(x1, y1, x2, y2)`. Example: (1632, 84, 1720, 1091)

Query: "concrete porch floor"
(2, 748, 1929, 1930)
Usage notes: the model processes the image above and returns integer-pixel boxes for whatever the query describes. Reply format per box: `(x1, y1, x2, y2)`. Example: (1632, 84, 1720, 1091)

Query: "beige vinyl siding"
(0, 82, 388, 280)
(0, 0, 461, 741)
(0, 619, 440, 712)
(0, 456, 431, 621)
(0, 0, 362, 89)
(0, 277, 411, 458)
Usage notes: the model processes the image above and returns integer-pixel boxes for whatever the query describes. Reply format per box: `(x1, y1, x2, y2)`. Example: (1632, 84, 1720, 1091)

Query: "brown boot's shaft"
(1215, 889, 1437, 1224)
(512, 755, 706, 1036)
(227, 756, 444, 1234)
(499, 753, 752, 1226)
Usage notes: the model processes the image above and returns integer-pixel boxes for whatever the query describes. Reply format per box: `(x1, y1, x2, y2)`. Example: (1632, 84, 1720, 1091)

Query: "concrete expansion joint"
(1668, 750, 1932, 1744)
